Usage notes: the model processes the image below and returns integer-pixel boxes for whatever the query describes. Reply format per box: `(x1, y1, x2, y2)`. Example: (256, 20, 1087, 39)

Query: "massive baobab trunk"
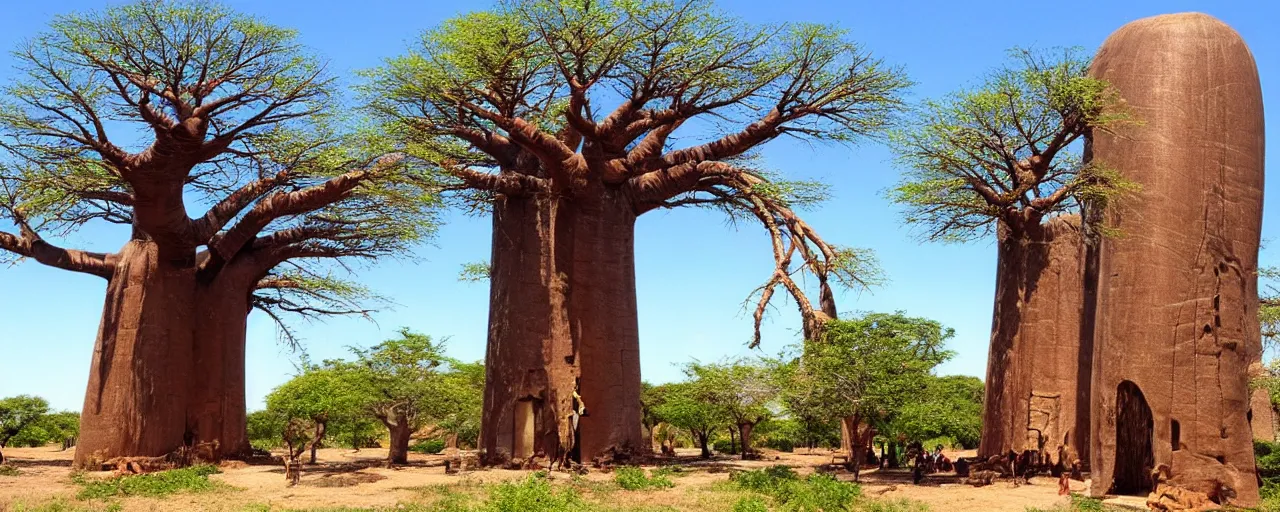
(571, 188, 646, 461)
(75, 239, 196, 469)
(187, 260, 262, 461)
(979, 216, 1088, 460)
(1087, 13, 1263, 505)
(479, 193, 579, 464)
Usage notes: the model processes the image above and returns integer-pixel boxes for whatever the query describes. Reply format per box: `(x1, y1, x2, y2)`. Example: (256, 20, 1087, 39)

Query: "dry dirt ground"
(0, 446, 1093, 512)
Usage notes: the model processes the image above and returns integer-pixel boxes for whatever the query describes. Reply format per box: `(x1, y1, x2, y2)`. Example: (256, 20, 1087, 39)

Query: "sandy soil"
(0, 445, 1087, 511)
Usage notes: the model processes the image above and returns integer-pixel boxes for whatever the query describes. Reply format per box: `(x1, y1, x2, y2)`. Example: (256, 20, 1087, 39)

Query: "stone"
(1146, 483, 1219, 512)
(1086, 12, 1264, 507)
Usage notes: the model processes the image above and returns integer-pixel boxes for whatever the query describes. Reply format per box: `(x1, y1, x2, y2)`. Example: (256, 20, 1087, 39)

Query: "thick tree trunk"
(698, 432, 711, 459)
(75, 240, 195, 469)
(739, 423, 754, 458)
(979, 221, 1042, 458)
(479, 192, 578, 465)
(187, 263, 257, 462)
(386, 417, 412, 466)
(572, 188, 645, 461)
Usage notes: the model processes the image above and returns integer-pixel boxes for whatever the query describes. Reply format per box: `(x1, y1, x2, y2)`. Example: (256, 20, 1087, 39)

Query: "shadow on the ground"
(4, 457, 74, 468)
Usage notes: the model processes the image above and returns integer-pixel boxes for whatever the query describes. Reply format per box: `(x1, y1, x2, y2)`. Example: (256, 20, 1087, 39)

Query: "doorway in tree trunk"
(1112, 380, 1154, 495)
(513, 399, 541, 460)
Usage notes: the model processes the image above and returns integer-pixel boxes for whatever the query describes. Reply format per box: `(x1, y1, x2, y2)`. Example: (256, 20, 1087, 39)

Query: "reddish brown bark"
(738, 422, 754, 458)
(75, 239, 195, 469)
(479, 192, 578, 464)
(385, 417, 412, 466)
(571, 187, 646, 461)
(1088, 13, 1264, 505)
(979, 216, 1088, 461)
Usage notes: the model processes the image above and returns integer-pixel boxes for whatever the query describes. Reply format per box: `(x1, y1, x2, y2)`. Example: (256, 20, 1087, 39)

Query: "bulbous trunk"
(739, 423, 754, 459)
(75, 240, 196, 469)
(979, 217, 1086, 459)
(571, 188, 645, 461)
(479, 192, 578, 465)
(387, 418, 412, 466)
(187, 268, 255, 461)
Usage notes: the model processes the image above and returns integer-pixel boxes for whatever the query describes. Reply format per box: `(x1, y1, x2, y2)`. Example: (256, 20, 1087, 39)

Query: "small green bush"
(0, 464, 20, 476)
(410, 439, 446, 454)
(482, 475, 588, 512)
(765, 437, 795, 452)
(74, 464, 223, 500)
(614, 466, 674, 490)
(713, 439, 737, 454)
(732, 466, 861, 512)
(732, 496, 770, 512)
(855, 498, 930, 512)
(9, 498, 122, 512)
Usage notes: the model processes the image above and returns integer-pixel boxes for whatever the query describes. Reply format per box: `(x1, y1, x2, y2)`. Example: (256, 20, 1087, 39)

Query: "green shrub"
(9, 498, 121, 512)
(765, 437, 795, 452)
(74, 464, 223, 500)
(0, 464, 19, 476)
(482, 475, 588, 512)
(855, 499, 930, 512)
(732, 496, 770, 512)
(732, 466, 861, 512)
(713, 439, 737, 454)
(410, 439, 446, 454)
(614, 466, 674, 490)
(1258, 440, 1280, 503)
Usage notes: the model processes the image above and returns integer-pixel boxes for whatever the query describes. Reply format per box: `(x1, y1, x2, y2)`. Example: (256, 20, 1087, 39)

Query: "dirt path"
(0, 445, 1084, 511)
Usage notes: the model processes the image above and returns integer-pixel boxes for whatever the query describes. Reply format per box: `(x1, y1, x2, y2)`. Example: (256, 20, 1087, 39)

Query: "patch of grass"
(730, 466, 866, 512)
(482, 475, 590, 512)
(732, 496, 770, 512)
(615, 466, 675, 491)
(854, 498, 931, 512)
(0, 464, 20, 476)
(73, 464, 225, 500)
(1025, 494, 1110, 512)
(9, 499, 122, 512)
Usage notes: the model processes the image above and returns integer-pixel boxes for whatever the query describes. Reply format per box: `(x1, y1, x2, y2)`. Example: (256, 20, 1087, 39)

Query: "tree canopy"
(363, 0, 908, 343)
(889, 47, 1133, 242)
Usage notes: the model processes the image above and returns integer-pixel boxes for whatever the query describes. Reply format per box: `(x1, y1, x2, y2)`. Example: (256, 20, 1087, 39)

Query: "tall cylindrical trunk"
(739, 422, 754, 458)
(571, 189, 645, 461)
(387, 419, 412, 465)
(75, 240, 195, 469)
(979, 217, 1088, 460)
(479, 192, 578, 464)
(698, 432, 711, 459)
(188, 268, 255, 461)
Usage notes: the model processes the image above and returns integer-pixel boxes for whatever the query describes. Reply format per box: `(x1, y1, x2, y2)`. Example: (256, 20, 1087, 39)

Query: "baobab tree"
(0, 1, 433, 467)
(365, 0, 906, 463)
(888, 48, 1133, 457)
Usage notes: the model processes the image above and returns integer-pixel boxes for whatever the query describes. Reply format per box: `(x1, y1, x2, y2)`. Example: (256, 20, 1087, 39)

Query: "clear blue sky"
(1, 0, 1277, 413)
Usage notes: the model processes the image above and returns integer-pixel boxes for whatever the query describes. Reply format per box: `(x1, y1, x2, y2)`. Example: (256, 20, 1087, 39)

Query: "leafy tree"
(340, 329, 463, 465)
(888, 48, 1132, 456)
(780, 312, 953, 480)
(431, 360, 485, 448)
(265, 366, 367, 463)
(0, 395, 50, 463)
(246, 409, 286, 451)
(365, 0, 906, 461)
(9, 411, 80, 449)
(651, 382, 721, 458)
(684, 359, 778, 458)
(0, 0, 436, 466)
(886, 375, 983, 449)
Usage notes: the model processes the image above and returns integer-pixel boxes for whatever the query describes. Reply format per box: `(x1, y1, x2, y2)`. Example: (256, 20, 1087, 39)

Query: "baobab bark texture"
(979, 216, 1088, 462)
(571, 187, 646, 461)
(75, 239, 195, 468)
(1087, 12, 1263, 505)
(479, 193, 578, 464)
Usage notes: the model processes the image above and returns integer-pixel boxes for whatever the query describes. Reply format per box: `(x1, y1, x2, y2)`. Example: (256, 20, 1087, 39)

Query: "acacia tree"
(0, 395, 50, 465)
(686, 359, 777, 458)
(651, 381, 721, 459)
(366, 0, 904, 464)
(888, 48, 1131, 457)
(781, 313, 952, 481)
(265, 366, 366, 464)
(0, 1, 433, 467)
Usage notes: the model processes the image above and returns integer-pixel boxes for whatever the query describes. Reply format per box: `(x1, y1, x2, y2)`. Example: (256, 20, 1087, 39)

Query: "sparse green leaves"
(889, 47, 1134, 242)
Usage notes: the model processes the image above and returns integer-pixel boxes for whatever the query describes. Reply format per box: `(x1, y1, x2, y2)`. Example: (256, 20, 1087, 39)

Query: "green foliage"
(650, 382, 722, 454)
(731, 466, 862, 512)
(247, 409, 286, 451)
(9, 499, 122, 512)
(8, 411, 79, 448)
(410, 439, 446, 454)
(74, 465, 223, 500)
(776, 313, 955, 442)
(1257, 441, 1280, 504)
(458, 262, 491, 283)
(684, 359, 777, 434)
(0, 464, 19, 476)
(889, 47, 1135, 242)
(732, 496, 769, 512)
(1025, 494, 1108, 512)
(482, 475, 589, 512)
(886, 375, 983, 449)
(0, 395, 51, 448)
(713, 439, 737, 455)
(614, 466, 675, 491)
